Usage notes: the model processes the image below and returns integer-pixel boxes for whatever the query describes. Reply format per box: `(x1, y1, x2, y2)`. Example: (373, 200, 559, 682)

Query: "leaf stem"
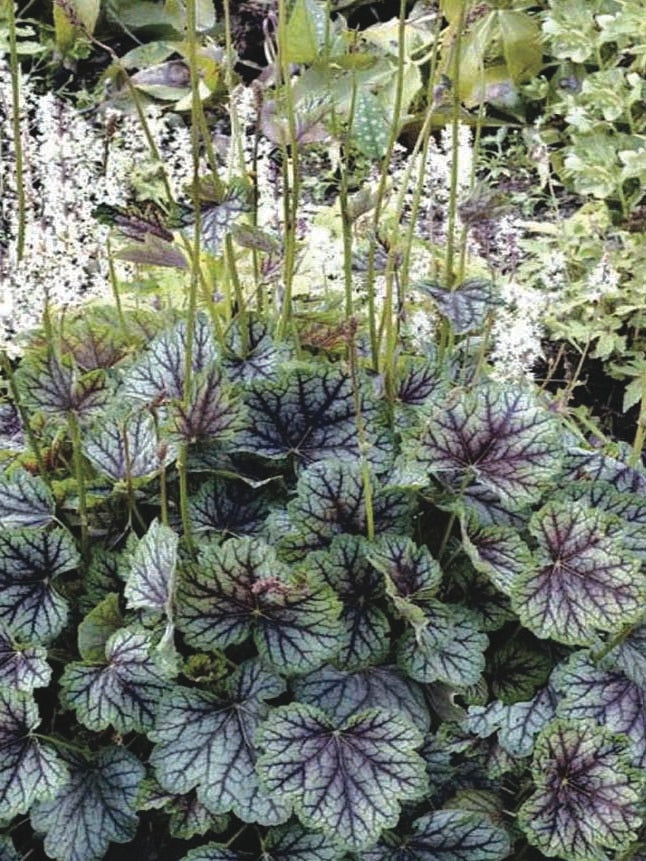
(67, 411, 89, 561)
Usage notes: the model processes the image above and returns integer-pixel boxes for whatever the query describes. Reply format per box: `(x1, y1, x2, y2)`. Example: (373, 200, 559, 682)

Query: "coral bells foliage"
(0, 310, 645, 861)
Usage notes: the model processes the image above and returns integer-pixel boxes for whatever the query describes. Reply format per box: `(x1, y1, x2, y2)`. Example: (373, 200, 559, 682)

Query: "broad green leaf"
(171, 366, 243, 443)
(84, 410, 177, 480)
(281, 459, 412, 560)
(256, 703, 428, 851)
(16, 353, 108, 421)
(150, 661, 291, 824)
(0, 527, 79, 642)
(0, 690, 68, 818)
(60, 628, 169, 733)
(497, 9, 542, 83)
(306, 536, 390, 669)
(487, 638, 552, 703)
(284, 0, 328, 64)
(189, 478, 269, 537)
(0, 471, 54, 527)
(121, 314, 217, 406)
(518, 720, 644, 861)
(293, 664, 430, 732)
(367, 534, 442, 631)
(397, 601, 487, 687)
(358, 809, 511, 860)
(354, 90, 389, 160)
(0, 626, 51, 692)
(236, 365, 392, 467)
(401, 384, 559, 506)
(177, 537, 343, 675)
(30, 746, 145, 861)
(415, 279, 500, 335)
(467, 686, 558, 758)
(77, 593, 123, 662)
(124, 519, 178, 618)
(553, 651, 646, 767)
(512, 501, 643, 645)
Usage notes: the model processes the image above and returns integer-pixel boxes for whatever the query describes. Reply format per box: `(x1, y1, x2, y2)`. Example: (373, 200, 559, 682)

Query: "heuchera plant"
(0, 293, 645, 860)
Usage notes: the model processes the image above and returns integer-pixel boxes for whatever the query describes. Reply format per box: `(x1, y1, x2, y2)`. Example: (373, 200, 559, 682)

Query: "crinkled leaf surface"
(0, 471, 54, 528)
(236, 365, 391, 466)
(487, 638, 552, 703)
(30, 746, 145, 861)
(292, 664, 430, 731)
(0, 527, 79, 642)
(0, 690, 68, 818)
(512, 501, 643, 644)
(84, 410, 177, 480)
(281, 459, 412, 560)
(263, 821, 347, 860)
(358, 809, 511, 860)
(124, 519, 178, 618)
(416, 278, 500, 335)
(553, 651, 646, 766)
(121, 314, 217, 405)
(256, 703, 428, 851)
(518, 719, 644, 861)
(167, 793, 229, 840)
(222, 317, 291, 383)
(77, 592, 123, 662)
(60, 629, 169, 733)
(16, 354, 108, 420)
(461, 519, 532, 596)
(401, 384, 558, 505)
(467, 686, 558, 757)
(306, 536, 390, 669)
(395, 358, 442, 407)
(0, 835, 20, 861)
(565, 481, 646, 559)
(603, 623, 646, 687)
(171, 366, 243, 443)
(189, 479, 269, 537)
(150, 661, 290, 824)
(397, 601, 487, 687)
(177, 537, 342, 675)
(0, 627, 51, 692)
(563, 446, 646, 495)
(367, 534, 442, 631)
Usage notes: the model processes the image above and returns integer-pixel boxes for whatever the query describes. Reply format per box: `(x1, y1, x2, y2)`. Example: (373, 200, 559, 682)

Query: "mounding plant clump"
(0, 303, 645, 861)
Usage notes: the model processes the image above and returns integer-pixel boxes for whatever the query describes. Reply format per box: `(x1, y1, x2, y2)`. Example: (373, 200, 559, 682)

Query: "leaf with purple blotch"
(367, 534, 442, 631)
(170, 366, 244, 443)
(564, 481, 646, 559)
(179, 848, 239, 861)
(562, 446, 646, 495)
(292, 663, 430, 732)
(395, 358, 442, 407)
(461, 517, 532, 596)
(236, 364, 392, 467)
(0, 626, 51, 692)
(16, 353, 109, 421)
(553, 651, 646, 767)
(357, 809, 511, 860)
(397, 602, 487, 687)
(121, 314, 217, 406)
(280, 459, 413, 561)
(0, 689, 68, 819)
(189, 479, 269, 538)
(150, 661, 291, 825)
(60, 628, 169, 733)
(305, 535, 390, 669)
(518, 719, 644, 861)
(0, 471, 54, 528)
(30, 746, 145, 861)
(176, 537, 342, 675)
(255, 703, 428, 851)
(222, 316, 292, 384)
(467, 686, 558, 757)
(0, 527, 78, 642)
(84, 410, 177, 480)
(512, 501, 643, 645)
(415, 278, 501, 334)
(400, 384, 559, 506)
(603, 623, 646, 687)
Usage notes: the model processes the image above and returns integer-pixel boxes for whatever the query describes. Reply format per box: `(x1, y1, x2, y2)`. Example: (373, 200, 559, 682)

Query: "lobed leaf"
(177, 537, 343, 675)
(30, 746, 145, 861)
(512, 501, 643, 644)
(189, 478, 269, 538)
(0, 471, 54, 528)
(256, 703, 428, 851)
(518, 719, 644, 861)
(0, 626, 51, 692)
(16, 354, 109, 420)
(0, 527, 78, 642)
(60, 628, 169, 733)
(124, 519, 178, 618)
(222, 317, 291, 383)
(84, 410, 177, 480)
(150, 661, 290, 824)
(467, 686, 558, 757)
(358, 808, 511, 860)
(603, 623, 646, 687)
(415, 278, 501, 335)
(171, 365, 243, 443)
(0, 690, 68, 819)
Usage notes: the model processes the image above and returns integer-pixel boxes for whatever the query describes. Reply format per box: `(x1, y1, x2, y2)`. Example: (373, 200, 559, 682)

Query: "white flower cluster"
(489, 278, 547, 381)
(0, 62, 195, 355)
